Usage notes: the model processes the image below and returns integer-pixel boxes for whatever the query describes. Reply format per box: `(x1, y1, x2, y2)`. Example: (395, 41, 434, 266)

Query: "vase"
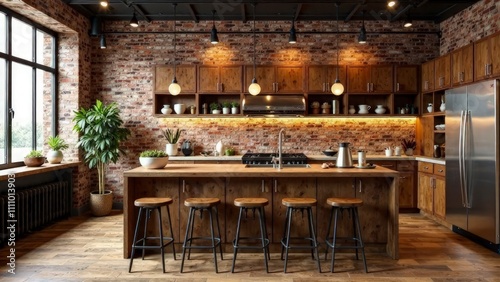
(348, 105, 356, 114)
(405, 148, 414, 156)
(161, 105, 172, 115)
(165, 143, 178, 156)
(440, 103, 446, 112)
(427, 103, 433, 113)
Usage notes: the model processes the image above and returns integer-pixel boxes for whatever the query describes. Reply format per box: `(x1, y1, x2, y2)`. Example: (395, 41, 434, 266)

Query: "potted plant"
(231, 101, 240, 114)
(73, 100, 130, 216)
(221, 101, 231, 114)
(139, 149, 169, 169)
(401, 138, 416, 156)
(163, 128, 182, 156)
(310, 101, 320, 114)
(46, 135, 69, 164)
(210, 102, 221, 114)
(24, 150, 45, 167)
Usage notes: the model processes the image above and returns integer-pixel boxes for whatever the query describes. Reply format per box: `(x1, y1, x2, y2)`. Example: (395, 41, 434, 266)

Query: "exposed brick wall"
(440, 0, 500, 54)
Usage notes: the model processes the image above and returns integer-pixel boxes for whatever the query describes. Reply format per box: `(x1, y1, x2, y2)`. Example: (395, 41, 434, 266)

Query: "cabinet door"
(474, 37, 490, 81)
(272, 178, 316, 243)
(316, 177, 355, 240)
(155, 65, 197, 93)
(307, 66, 328, 93)
(220, 66, 243, 93)
(491, 33, 500, 78)
(326, 66, 347, 91)
(371, 65, 393, 93)
(225, 178, 272, 244)
(395, 65, 418, 93)
(399, 171, 416, 209)
(198, 66, 219, 93)
(347, 66, 370, 93)
(179, 177, 226, 243)
(417, 173, 433, 213)
(434, 176, 446, 219)
(276, 66, 303, 93)
(245, 65, 275, 93)
(421, 60, 435, 92)
(434, 54, 451, 90)
(451, 44, 473, 86)
(355, 177, 389, 244)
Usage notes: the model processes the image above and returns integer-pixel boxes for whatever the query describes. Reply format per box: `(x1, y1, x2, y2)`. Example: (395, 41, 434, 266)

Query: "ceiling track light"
(358, 10, 367, 44)
(289, 20, 297, 44)
(130, 12, 139, 27)
(387, 1, 397, 8)
(404, 12, 413, 28)
(168, 3, 181, 96)
(210, 10, 219, 44)
(331, 2, 344, 96)
(100, 34, 107, 49)
(99, 0, 108, 8)
(248, 3, 261, 96)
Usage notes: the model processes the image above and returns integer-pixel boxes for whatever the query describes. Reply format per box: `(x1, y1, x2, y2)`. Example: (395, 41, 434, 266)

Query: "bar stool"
(180, 197, 223, 273)
(231, 198, 270, 273)
(324, 197, 367, 273)
(280, 197, 321, 273)
(128, 197, 176, 273)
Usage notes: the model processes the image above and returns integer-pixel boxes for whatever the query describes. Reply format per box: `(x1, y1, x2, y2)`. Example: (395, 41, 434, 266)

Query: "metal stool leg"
(157, 207, 166, 273)
(180, 207, 194, 273)
(324, 205, 335, 260)
(262, 207, 271, 260)
(351, 208, 359, 260)
(128, 207, 144, 273)
(208, 207, 219, 273)
(280, 206, 290, 260)
(258, 206, 269, 273)
(354, 207, 368, 273)
(214, 206, 224, 260)
(187, 208, 197, 260)
(231, 207, 244, 273)
(307, 207, 321, 273)
(166, 205, 176, 260)
(283, 207, 293, 273)
(141, 208, 150, 260)
(330, 207, 339, 273)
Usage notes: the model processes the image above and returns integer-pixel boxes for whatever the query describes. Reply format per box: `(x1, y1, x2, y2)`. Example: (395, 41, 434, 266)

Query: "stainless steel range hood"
(242, 94, 306, 117)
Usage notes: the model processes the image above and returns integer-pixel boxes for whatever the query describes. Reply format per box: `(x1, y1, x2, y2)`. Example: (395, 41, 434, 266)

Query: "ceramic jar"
(427, 103, 433, 113)
(161, 105, 172, 114)
(348, 105, 356, 114)
(374, 105, 386, 114)
(440, 102, 446, 112)
(358, 104, 371, 114)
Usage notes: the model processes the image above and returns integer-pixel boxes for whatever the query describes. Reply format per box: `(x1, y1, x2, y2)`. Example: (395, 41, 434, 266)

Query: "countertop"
(168, 154, 446, 165)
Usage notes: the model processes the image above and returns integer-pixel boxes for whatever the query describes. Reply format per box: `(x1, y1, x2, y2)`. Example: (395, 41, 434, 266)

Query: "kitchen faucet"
(273, 128, 285, 170)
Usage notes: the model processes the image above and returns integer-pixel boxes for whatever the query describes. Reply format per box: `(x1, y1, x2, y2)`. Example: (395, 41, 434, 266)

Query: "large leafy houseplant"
(73, 100, 131, 196)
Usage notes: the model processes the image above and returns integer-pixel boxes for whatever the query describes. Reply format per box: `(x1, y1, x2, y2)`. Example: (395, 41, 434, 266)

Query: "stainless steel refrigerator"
(445, 79, 500, 253)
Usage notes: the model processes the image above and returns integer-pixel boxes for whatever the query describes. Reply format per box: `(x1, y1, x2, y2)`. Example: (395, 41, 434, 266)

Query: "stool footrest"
(233, 237, 270, 250)
(132, 237, 174, 249)
(281, 237, 319, 249)
(183, 236, 221, 249)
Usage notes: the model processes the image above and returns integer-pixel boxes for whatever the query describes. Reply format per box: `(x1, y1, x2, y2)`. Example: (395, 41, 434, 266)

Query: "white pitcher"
(358, 104, 371, 114)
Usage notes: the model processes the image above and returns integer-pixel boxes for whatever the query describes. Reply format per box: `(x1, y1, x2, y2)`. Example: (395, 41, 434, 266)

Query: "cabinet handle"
(400, 176, 407, 179)
(325, 82, 329, 92)
(438, 169, 444, 173)
(262, 179, 265, 193)
(396, 82, 400, 92)
(359, 179, 363, 193)
(424, 166, 429, 170)
(488, 64, 492, 75)
(424, 81, 428, 91)
(430, 177, 433, 188)
(461, 72, 465, 82)
(381, 164, 394, 168)
(485, 64, 489, 76)
(274, 179, 278, 193)
(322, 83, 325, 92)
(182, 179, 186, 193)
(275, 82, 279, 92)
(367, 83, 370, 92)
(371, 83, 374, 92)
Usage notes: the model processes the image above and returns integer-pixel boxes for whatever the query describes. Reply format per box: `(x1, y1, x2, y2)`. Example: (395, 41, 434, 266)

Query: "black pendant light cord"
(335, 3, 340, 81)
(252, 3, 256, 79)
(173, 3, 177, 81)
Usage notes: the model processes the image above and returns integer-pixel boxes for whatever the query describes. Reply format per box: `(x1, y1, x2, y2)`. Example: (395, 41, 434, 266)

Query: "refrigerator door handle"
(459, 110, 466, 207)
(464, 110, 471, 208)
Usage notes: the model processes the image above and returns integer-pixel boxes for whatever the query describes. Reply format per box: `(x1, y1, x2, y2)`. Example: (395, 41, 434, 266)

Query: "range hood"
(242, 94, 306, 117)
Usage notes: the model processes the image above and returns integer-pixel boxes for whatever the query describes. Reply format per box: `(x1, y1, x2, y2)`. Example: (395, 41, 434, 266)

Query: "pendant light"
(289, 20, 297, 44)
(358, 10, 367, 44)
(130, 12, 139, 28)
(331, 3, 344, 96)
(248, 3, 261, 96)
(169, 3, 181, 96)
(99, 0, 108, 8)
(210, 10, 219, 44)
(387, 1, 397, 8)
(100, 34, 107, 49)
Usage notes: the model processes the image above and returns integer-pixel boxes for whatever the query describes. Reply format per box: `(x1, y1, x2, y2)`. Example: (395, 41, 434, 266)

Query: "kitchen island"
(123, 164, 399, 259)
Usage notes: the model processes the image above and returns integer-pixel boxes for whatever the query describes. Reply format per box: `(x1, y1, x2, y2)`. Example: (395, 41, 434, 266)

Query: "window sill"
(0, 162, 81, 181)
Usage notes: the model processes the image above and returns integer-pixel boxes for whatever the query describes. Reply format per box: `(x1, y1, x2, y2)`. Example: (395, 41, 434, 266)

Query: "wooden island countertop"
(123, 164, 399, 260)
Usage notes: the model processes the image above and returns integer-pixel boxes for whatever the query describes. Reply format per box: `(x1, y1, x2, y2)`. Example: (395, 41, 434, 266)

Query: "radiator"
(0, 181, 70, 244)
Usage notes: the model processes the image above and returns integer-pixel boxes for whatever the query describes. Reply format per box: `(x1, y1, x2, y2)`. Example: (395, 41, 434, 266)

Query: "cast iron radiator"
(0, 181, 70, 245)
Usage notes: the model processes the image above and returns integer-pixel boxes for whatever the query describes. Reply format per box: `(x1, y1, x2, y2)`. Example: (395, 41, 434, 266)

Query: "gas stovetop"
(242, 153, 308, 165)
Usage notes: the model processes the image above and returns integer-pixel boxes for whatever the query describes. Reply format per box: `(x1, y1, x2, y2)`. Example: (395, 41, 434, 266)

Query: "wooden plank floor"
(1, 211, 500, 281)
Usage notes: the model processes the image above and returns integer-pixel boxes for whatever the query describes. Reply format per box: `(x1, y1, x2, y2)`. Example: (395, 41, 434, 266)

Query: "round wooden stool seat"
(326, 197, 363, 208)
(134, 197, 172, 208)
(234, 197, 269, 208)
(184, 197, 220, 208)
(282, 197, 317, 207)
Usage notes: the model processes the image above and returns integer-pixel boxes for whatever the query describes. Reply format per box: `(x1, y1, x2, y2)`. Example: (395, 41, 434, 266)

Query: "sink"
(244, 164, 311, 168)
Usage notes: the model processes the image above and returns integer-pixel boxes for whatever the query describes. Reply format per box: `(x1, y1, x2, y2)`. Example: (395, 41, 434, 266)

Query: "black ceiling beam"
(390, 4, 414, 22)
(344, 1, 365, 22)
(102, 30, 441, 35)
(241, 4, 247, 23)
(187, 4, 199, 23)
(293, 4, 302, 21)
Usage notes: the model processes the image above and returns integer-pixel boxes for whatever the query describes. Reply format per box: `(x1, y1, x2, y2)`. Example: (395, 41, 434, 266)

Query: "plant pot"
(212, 109, 221, 114)
(231, 107, 239, 114)
(165, 143, 178, 156)
(405, 148, 414, 156)
(311, 108, 320, 114)
(139, 156, 169, 169)
(90, 190, 113, 216)
(24, 157, 45, 167)
(222, 107, 230, 114)
(46, 150, 63, 164)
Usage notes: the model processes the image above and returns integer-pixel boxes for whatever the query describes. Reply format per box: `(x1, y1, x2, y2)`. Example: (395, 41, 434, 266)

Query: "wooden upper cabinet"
(307, 65, 346, 93)
(198, 65, 242, 93)
(474, 32, 500, 81)
(451, 44, 474, 86)
(244, 65, 303, 93)
(434, 54, 451, 90)
(394, 65, 418, 93)
(347, 65, 393, 93)
(155, 65, 197, 93)
(421, 60, 435, 92)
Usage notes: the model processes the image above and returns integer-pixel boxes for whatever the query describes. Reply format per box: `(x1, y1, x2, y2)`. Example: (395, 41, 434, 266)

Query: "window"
(0, 7, 57, 168)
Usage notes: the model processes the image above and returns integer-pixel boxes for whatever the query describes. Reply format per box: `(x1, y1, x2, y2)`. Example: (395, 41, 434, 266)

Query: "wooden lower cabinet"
(225, 177, 273, 244)
(179, 177, 226, 243)
(417, 162, 446, 220)
(272, 178, 316, 243)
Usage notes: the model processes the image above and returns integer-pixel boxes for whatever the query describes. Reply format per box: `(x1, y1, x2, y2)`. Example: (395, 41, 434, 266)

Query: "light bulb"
(331, 80, 344, 96)
(248, 79, 261, 96)
(168, 80, 181, 96)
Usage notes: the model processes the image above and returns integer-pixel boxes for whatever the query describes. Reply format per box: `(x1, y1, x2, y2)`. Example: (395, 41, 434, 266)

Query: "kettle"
(181, 140, 193, 156)
(336, 142, 353, 168)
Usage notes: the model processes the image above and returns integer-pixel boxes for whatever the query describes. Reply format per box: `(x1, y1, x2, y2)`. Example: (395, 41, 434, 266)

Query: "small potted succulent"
(210, 102, 221, 114)
(24, 150, 45, 167)
(163, 128, 182, 156)
(310, 101, 320, 114)
(221, 101, 231, 114)
(46, 135, 69, 164)
(231, 101, 240, 114)
(401, 138, 416, 156)
(139, 149, 169, 169)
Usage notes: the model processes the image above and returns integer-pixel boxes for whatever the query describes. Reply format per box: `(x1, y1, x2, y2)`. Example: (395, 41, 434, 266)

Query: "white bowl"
(139, 157, 169, 169)
(173, 104, 186, 114)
